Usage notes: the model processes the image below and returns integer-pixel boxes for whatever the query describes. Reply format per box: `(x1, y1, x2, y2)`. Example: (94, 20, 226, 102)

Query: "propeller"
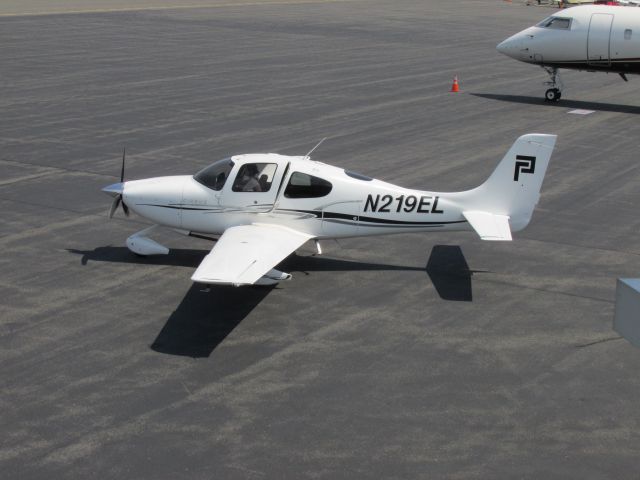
(108, 148, 130, 219)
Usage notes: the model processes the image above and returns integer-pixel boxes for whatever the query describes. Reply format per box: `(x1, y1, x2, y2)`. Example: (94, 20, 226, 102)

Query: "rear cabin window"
(284, 172, 333, 198)
(345, 170, 373, 181)
(193, 158, 234, 191)
(625, 29, 632, 40)
(537, 17, 571, 30)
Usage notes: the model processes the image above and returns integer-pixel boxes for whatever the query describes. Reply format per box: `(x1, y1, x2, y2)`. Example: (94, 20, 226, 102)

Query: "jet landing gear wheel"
(545, 88, 561, 102)
(542, 66, 563, 102)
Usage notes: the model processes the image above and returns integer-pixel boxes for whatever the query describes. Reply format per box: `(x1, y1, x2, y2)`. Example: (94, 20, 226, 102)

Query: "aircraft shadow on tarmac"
(151, 283, 274, 357)
(426, 245, 475, 302)
(472, 93, 640, 115)
(67, 246, 205, 268)
(68, 245, 475, 357)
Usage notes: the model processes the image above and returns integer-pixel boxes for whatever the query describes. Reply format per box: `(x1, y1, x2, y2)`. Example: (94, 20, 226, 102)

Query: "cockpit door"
(588, 13, 613, 66)
(221, 159, 287, 212)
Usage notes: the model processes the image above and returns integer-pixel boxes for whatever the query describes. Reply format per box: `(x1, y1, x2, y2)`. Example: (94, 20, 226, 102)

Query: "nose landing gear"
(545, 88, 561, 102)
(542, 66, 563, 102)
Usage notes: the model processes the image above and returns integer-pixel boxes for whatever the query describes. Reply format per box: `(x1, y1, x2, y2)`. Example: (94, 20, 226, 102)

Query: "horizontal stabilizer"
(463, 211, 512, 241)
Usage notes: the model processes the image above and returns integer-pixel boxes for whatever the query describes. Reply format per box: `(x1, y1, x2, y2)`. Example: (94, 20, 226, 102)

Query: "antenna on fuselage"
(304, 137, 327, 160)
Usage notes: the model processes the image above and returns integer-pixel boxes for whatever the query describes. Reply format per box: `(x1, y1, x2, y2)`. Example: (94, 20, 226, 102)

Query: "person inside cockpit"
(234, 163, 262, 192)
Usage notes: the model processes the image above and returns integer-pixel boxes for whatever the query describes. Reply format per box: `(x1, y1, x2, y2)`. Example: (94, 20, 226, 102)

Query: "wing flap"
(463, 211, 512, 241)
(191, 224, 313, 285)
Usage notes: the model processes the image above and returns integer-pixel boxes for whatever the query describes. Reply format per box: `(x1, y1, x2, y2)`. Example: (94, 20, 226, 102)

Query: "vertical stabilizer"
(463, 133, 556, 233)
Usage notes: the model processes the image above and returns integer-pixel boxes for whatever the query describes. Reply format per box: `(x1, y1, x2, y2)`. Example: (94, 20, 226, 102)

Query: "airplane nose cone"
(497, 31, 530, 61)
(102, 182, 124, 197)
(496, 38, 516, 58)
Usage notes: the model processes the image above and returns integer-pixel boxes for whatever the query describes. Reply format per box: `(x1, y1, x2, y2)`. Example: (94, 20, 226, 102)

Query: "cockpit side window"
(193, 158, 235, 191)
(536, 17, 571, 30)
(284, 172, 333, 198)
(232, 163, 277, 192)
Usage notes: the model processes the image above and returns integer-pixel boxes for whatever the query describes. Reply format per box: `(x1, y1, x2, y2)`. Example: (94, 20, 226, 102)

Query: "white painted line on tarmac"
(568, 109, 595, 115)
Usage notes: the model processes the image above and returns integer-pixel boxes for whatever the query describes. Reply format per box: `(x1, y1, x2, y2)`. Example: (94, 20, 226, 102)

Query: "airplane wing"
(462, 211, 512, 241)
(191, 224, 313, 286)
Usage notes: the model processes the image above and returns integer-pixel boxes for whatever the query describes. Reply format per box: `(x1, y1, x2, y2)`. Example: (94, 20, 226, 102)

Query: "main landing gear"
(126, 225, 169, 256)
(542, 66, 563, 102)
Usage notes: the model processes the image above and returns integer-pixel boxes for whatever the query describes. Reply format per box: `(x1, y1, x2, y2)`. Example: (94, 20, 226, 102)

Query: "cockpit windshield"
(193, 157, 235, 191)
(536, 16, 571, 30)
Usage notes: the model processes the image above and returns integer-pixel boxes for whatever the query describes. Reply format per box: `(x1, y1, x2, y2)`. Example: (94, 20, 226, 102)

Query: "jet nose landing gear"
(545, 88, 561, 102)
(543, 66, 563, 102)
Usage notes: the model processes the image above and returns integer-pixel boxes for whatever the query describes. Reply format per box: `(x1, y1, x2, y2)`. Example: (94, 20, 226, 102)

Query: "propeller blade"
(109, 195, 121, 219)
(122, 200, 130, 217)
(120, 147, 126, 183)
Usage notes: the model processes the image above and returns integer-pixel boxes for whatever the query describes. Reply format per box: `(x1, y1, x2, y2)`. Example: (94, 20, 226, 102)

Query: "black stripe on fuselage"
(538, 59, 640, 74)
(136, 203, 220, 211)
(138, 203, 274, 212)
(135, 204, 467, 228)
(277, 209, 467, 227)
(323, 219, 447, 228)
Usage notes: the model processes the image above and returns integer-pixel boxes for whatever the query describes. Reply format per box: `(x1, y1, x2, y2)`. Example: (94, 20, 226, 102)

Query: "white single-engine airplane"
(102, 134, 556, 286)
(497, 5, 640, 101)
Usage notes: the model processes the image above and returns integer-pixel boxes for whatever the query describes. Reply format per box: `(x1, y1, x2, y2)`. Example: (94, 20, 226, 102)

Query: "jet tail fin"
(462, 133, 557, 235)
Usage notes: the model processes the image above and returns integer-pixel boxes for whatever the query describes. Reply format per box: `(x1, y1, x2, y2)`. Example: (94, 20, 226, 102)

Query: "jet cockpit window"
(536, 17, 571, 30)
(284, 172, 333, 198)
(232, 163, 277, 192)
(193, 157, 235, 191)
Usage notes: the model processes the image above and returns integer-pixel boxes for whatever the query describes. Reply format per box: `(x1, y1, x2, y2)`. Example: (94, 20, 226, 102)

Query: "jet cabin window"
(536, 17, 571, 30)
(284, 172, 333, 198)
(232, 163, 277, 192)
(193, 158, 235, 191)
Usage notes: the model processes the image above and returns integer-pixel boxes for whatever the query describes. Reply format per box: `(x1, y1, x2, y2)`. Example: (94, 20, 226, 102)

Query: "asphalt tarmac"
(3, 1, 640, 478)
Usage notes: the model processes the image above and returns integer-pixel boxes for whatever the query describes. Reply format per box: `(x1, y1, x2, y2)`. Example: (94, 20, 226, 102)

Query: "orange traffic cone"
(450, 76, 460, 93)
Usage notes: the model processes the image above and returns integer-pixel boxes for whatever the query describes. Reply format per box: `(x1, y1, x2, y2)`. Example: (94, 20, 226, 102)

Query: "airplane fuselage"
(122, 154, 471, 240)
(499, 5, 640, 74)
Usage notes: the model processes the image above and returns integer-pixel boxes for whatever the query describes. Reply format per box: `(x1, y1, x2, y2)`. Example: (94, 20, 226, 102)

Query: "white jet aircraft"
(497, 5, 640, 101)
(102, 134, 556, 286)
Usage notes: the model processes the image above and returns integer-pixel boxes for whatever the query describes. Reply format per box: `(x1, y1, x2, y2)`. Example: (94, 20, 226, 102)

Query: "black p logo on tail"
(514, 155, 536, 181)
